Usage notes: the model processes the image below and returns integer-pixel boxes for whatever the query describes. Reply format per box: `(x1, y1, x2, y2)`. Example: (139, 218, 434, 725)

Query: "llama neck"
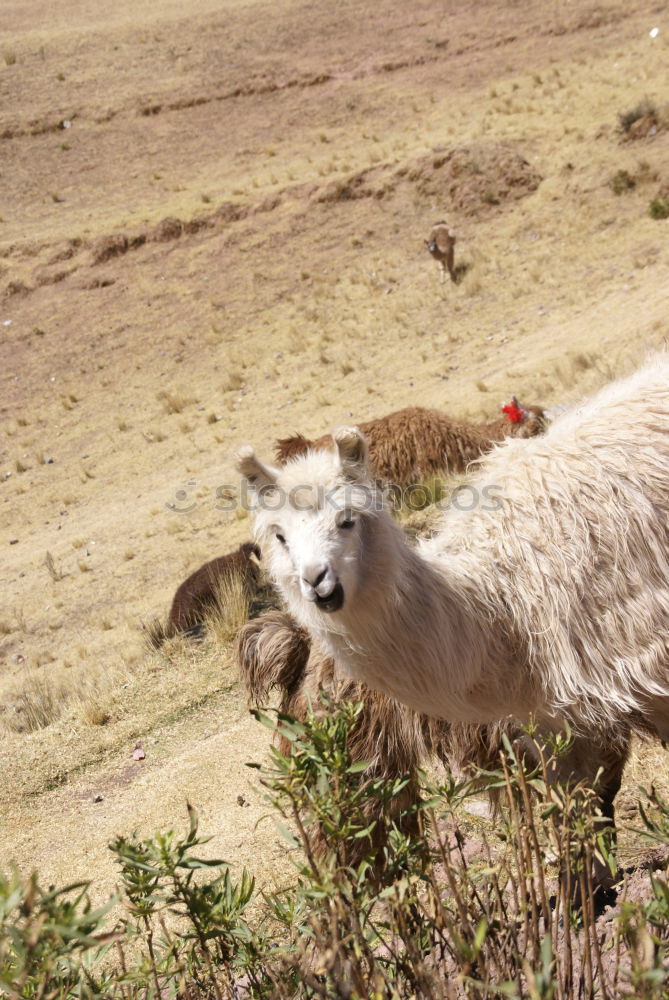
(303, 514, 516, 724)
(443, 417, 512, 471)
(477, 417, 511, 441)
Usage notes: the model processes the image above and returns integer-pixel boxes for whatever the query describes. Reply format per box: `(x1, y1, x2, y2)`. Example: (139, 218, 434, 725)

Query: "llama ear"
(332, 426, 368, 480)
(236, 446, 279, 494)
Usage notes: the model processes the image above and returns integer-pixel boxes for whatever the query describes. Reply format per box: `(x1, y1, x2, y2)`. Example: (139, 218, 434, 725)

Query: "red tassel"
(502, 400, 525, 423)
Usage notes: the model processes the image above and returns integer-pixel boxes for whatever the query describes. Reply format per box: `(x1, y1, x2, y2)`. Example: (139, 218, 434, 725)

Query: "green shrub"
(610, 168, 636, 195)
(2, 703, 669, 998)
(649, 197, 669, 220)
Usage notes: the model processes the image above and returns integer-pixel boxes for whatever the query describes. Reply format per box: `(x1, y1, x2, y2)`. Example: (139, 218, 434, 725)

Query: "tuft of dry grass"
(205, 570, 255, 647)
(157, 387, 198, 415)
(143, 617, 168, 650)
(2, 670, 69, 734)
(222, 371, 244, 393)
(44, 550, 65, 582)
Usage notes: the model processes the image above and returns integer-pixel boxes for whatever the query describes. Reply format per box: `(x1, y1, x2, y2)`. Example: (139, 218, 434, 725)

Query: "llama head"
(236, 428, 386, 619)
(501, 396, 546, 438)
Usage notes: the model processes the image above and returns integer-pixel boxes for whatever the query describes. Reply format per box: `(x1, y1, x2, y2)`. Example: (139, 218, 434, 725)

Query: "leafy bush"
(2, 701, 669, 998)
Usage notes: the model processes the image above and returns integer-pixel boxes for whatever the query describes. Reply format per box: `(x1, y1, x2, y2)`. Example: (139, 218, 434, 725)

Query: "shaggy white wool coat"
(238, 358, 669, 740)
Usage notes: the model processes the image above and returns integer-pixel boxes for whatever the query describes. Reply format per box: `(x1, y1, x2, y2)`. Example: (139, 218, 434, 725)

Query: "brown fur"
(425, 220, 456, 283)
(236, 610, 630, 883)
(165, 541, 261, 637)
(236, 610, 445, 863)
(275, 403, 546, 484)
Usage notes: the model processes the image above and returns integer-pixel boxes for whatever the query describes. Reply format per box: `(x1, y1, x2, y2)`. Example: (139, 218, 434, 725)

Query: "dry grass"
(44, 551, 65, 582)
(157, 387, 198, 415)
(205, 571, 257, 647)
(2, 670, 69, 734)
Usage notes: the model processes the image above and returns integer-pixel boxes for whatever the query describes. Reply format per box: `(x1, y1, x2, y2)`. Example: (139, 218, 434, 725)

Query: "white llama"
(236, 358, 669, 746)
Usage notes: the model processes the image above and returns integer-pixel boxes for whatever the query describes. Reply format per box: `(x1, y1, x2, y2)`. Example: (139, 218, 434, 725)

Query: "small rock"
(91, 793, 104, 803)
(132, 743, 146, 761)
(462, 798, 492, 819)
(12, 653, 24, 664)
(236, 795, 250, 808)
(9, 538, 18, 544)
(43, 456, 54, 464)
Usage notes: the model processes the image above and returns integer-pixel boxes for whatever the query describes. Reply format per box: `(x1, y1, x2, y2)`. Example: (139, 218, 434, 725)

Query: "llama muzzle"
(314, 582, 345, 613)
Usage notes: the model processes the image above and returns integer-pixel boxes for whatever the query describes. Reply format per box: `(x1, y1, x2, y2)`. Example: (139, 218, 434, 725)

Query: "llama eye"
(275, 532, 287, 546)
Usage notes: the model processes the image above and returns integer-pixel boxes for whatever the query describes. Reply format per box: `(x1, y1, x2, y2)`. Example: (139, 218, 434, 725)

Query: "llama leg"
(551, 734, 628, 908)
(447, 247, 456, 283)
(439, 262, 446, 284)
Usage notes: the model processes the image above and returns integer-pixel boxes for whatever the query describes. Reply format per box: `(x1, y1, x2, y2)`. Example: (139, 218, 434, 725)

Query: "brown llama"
(274, 400, 546, 484)
(425, 220, 456, 283)
(163, 541, 261, 639)
(236, 610, 630, 882)
(236, 609, 448, 866)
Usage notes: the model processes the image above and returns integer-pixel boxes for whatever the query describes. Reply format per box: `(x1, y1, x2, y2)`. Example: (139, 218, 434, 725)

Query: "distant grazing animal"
(425, 220, 456, 283)
(237, 358, 669, 876)
(275, 400, 545, 485)
(236, 610, 630, 880)
(164, 542, 261, 639)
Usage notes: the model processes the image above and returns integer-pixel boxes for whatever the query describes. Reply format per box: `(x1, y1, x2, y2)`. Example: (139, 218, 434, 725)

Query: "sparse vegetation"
(618, 98, 657, 134)
(3, 705, 669, 998)
(610, 168, 636, 194)
(649, 196, 669, 220)
(157, 387, 198, 415)
(44, 550, 65, 582)
(205, 570, 257, 646)
(4, 670, 69, 733)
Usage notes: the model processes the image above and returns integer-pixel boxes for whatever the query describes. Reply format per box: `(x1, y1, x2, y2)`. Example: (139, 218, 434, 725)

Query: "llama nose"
(303, 566, 328, 590)
(301, 564, 337, 600)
